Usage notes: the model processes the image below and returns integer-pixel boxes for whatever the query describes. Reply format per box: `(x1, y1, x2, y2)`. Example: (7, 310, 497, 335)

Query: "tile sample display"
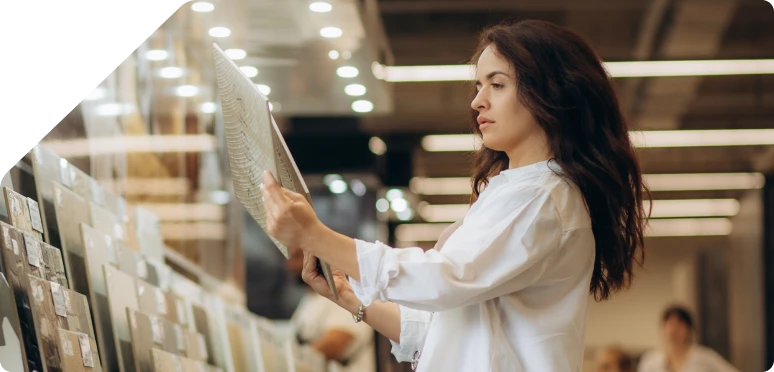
(0, 273, 28, 372)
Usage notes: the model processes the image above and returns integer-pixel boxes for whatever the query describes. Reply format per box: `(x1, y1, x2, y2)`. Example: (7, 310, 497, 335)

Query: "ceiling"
(38, 0, 774, 252)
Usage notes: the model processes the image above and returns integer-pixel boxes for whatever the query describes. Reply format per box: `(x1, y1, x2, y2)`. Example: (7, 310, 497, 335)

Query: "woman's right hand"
(301, 251, 354, 307)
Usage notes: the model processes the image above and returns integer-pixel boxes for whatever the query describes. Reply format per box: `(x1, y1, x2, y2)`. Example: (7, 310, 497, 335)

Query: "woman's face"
(471, 45, 544, 156)
(663, 315, 692, 346)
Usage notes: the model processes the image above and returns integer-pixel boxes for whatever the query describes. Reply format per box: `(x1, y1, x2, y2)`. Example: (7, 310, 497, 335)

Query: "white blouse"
(349, 160, 596, 371)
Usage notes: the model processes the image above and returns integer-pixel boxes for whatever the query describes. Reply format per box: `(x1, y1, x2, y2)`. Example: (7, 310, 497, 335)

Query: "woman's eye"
(492, 83, 503, 89)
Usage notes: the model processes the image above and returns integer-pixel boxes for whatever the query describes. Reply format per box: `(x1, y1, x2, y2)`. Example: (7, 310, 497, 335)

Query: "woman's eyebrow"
(474, 70, 510, 85)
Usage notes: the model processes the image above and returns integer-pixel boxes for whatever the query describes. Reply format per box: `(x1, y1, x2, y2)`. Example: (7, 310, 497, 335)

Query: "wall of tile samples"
(0, 148, 328, 372)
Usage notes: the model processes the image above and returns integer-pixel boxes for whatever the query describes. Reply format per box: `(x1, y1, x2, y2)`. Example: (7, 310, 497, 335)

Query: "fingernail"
(259, 183, 264, 190)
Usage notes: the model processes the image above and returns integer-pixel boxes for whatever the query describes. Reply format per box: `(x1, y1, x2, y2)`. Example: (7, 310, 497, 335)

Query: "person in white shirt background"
(260, 19, 651, 372)
(285, 246, 376, 372)
(638, 305, 739, 372)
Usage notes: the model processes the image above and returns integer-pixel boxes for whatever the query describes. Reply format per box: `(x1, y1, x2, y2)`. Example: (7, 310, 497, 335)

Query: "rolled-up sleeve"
(349, 185, 562, 312)
(389, 306, 432, 362)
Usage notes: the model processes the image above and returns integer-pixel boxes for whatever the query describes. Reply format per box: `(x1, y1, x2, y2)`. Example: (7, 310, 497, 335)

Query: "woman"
(261, 19, 649, 371)
(638, 306, 739, 372)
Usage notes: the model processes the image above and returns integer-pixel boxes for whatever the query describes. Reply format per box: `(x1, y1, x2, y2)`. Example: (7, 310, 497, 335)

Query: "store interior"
(1, 0, 774, 371)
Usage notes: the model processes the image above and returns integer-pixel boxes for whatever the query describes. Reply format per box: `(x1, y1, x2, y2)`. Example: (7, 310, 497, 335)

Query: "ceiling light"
(175, 85, 199, 97)
(191, 1, 214, 12)
(410, 177, 470, 195)
(158, 67, 185, 79)
(376, 198, 389, 213)
(256, 84, 271, 96)
(41, 134, 217, 156)
(320, 27, 343, 38)
(344, 84, 367, 96)
(84, 87, 106, 101)
(369, 136, 387, 155)
(342, 51, 352, 60)
(371, 62, 387, 80)
(423, 129, 774, 152)
(200, 102, 217, 114)
(208, 190, 231, 205)
(146, 50, 169, 61)
(329, 50, 340, 60)
(208, 27, 231, 38)
(390, 198, 408, 213)
(351, 100, 373, 113)
(137, 203, 225, 222)
(410, 173, 764, 196)
(422, 134, 482, 152)
(239, 66, 258, 78)
(648, 199, 740, 218)
(647, 218, 732, 237)
(419, 204, 470, 222)
(309, 2, 332, 12)
(323, 174, 343, 186)
(329, 180, 348, 194)
(386, 189, 403, 201)
(350, 179, 367, 196)
(381, 59, 774, 82)
(225, 49, 247, 60)
(337, 66, 359, 78)
(634, 129, 774, 148)
(645, 173, 764, 191)
(397, 209, 414, 221)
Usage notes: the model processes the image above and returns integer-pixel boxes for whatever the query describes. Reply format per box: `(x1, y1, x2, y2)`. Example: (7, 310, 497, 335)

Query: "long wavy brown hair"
(469, 20, 650, 301)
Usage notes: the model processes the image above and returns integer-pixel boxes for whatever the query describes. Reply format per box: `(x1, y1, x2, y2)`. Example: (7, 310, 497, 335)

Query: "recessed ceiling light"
(175, 85, 199, 97)
(342, 51, 352, 59)
(320, 27, 343, 38)
(208, 27, 231, 38)
(309, 2, 333, 12)
(191, 1, 214, 12)
(329, 50, 340, 60)
(376, 198, 389, 212)
(397, 208, 414, 221)
(146, 50, 168, 61)
(390, 198, 408, 213)
(95, 103, 134, 116)
(256, 84, 271, 96)
(350, 179, 367, 196)
(337, 66, 359, 78)
(200, 102, 217, 114)
(369, 136, 387, 155)
(344, 84, 366, 96)
(329, 180, 348, 194)
(225, 49, 246, 60)
(386, 189, 403, 201)
(239, 66, 258, 78)
(351, 100, 373, 113)
(158, 67, 185, 79)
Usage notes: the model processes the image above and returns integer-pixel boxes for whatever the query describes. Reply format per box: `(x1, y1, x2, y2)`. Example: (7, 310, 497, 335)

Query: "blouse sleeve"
(350, 185, 563, 312)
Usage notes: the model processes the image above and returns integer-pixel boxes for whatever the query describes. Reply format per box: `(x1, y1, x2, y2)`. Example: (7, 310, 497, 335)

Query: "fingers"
(261, 171, 288, 225)
(281, 188, 308, 204)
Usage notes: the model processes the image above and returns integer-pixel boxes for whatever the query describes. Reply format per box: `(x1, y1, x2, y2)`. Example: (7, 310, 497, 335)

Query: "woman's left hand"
(261, 170, 322, 249)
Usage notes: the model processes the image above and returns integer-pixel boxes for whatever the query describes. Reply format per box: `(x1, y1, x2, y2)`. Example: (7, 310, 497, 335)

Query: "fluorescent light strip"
(419, 199, 740, 223)
(411, 173, 764, 196)
(159, 222, 226, 240)
(135, 203, 225, 222)
(100, 178, 190, 196)
(396, 218, 731, 242)
(423, 130, 774, 152)
(382, 59, 774, 82)
(41, 134, 217, 157)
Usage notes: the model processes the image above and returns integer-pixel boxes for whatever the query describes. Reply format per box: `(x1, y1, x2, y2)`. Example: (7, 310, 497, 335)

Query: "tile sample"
(81, 223, 120, 372)
(0, 272, 28, 372)
(127, 310, 163, 372)
(87, 202, 121, 244)
(52, 182, 91, 296)
(31, 145, 69, 247)
(57, 329, 102, 372)
(3, 187, 43, 240)
(103, 264, 139, 372)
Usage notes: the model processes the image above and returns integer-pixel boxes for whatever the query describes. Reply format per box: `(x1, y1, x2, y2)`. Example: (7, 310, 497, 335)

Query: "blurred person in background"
(595, 345, 635, 372)
(286, 246, 376, 372)
(638, 305, 738, 372)
(261, 19, 650, 371)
